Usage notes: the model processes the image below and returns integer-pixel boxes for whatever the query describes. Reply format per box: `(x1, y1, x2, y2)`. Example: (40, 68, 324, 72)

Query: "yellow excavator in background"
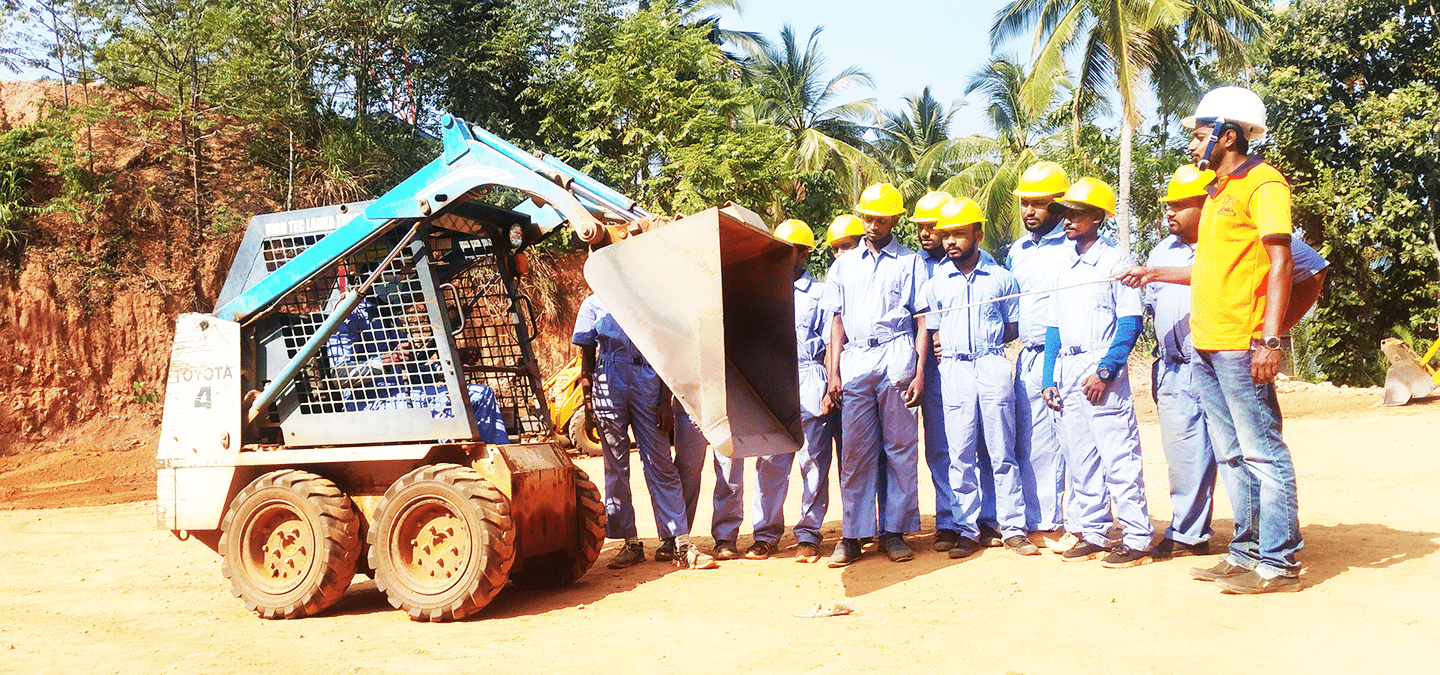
(545, 356, 601, 456)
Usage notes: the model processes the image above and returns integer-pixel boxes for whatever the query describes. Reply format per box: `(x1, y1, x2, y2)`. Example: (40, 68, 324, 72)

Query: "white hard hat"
(1182, 86, 1268, 142)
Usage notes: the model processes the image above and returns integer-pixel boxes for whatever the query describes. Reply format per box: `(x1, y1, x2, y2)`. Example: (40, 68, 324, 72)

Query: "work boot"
(607, 541, 645, 569)
(947, 537, 982, 559)
(677, 543, 718, 570)
(978, 525, 1004, 547)
(1100, 544, 1152, 568)
(1189, 559, 1251, 582)
(931, 529, 961, 552)
(713, 540, 741, 560)
(1153, 538, 1211, 560)
(882, 534, 914, 562)
(794, 542, 821, 564)
(654, 537, 677, 562)
(1061, 539, 1109, 562)
(745, 540, 775, 560)
(1216, 570, 1303, 594)
(827, 538, 863, 568)
(1003, 535, 1041, 556)
(1047, 531, 1079, 554)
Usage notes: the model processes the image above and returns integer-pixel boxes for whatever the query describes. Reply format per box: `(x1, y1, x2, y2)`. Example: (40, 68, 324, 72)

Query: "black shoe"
(607, 541, 645, 569)
(932, 529, 961, 552)
(1153, 538, 1211, 560)
(1216, 570, 1303, 594)
(1061, 539, 1109, 562)
(978, 524, 1004, 547)
(745, 540, 775, 560)
(882, 534, 913, 562)
(1189, 559, 1250, 581)
(654, 537, 677, 562)
(713, 539, 741, 560)
(827, 538, 863, 568)
(947, 537, 982, 559)
(1101, 544, 1152, 568)
(1003, 535, 1041, 556)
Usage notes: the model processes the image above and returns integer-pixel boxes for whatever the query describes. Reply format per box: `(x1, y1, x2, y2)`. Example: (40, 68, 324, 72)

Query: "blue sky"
(718, 0, 1030, 139)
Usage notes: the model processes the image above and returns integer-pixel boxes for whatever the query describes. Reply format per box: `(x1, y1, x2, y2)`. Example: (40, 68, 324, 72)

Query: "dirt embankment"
(0, 80, 591, 492)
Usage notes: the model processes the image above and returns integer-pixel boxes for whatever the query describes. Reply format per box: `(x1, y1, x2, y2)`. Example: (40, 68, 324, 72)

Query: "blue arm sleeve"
(1042, 326, 1060, 390)
(1098, 315, 1143, 374)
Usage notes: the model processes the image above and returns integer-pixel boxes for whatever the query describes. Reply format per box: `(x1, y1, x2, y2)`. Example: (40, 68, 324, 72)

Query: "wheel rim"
(240, 500, 316, 597)
(388, 497, 473, 596)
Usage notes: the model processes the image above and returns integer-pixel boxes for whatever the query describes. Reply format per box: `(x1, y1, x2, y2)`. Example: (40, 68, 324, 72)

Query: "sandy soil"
(1, 386, 1438, 675)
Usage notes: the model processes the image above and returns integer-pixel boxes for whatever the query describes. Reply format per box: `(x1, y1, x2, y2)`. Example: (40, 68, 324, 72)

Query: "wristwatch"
(1260, 336, 1283, 351)
(1096, 366, 1115, 382)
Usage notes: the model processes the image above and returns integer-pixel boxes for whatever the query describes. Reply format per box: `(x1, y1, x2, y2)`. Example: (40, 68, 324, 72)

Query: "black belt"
(1024, 344, 1045, 353)
(1163, 353, 1190, 365)
(943, 350, 1004, 362)
(860, 335, 900, 348)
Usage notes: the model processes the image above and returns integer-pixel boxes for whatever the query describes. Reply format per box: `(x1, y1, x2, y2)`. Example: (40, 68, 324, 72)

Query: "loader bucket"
(584, 205, 803, 458)
(1380, 338, 1438, 406)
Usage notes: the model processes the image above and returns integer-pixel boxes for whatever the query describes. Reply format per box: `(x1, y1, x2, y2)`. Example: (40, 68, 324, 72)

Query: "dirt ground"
(1, 384, 1438, 675)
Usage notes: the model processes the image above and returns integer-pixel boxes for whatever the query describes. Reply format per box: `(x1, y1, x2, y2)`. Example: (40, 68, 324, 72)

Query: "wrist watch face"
(1097, 367, 1112, 381)
(1263, 336, 1283, 350)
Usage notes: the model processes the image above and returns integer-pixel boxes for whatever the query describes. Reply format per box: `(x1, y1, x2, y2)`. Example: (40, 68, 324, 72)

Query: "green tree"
(1260, 0, 1440, 385)
(873, 86, 964, 204)
(538, 5, 789, 216)
(992, 0, 1264, 253)
(745, 24, 881, 208)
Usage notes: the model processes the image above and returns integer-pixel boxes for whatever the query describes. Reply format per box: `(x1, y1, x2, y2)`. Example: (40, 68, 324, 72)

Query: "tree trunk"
(1116, 116, 1133, 255)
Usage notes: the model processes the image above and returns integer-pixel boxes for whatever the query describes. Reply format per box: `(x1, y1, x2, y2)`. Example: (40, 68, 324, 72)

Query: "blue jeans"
(1192, 349, 1303, 578)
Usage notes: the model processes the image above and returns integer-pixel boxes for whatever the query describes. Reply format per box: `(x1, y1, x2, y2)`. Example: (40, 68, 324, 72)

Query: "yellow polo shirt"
(1191, 157, 1292, 351)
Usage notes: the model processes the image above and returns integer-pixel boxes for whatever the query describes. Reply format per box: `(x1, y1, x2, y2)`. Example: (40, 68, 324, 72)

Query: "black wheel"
(568, 413, 603, 457)
(219, 470, 361, 619)
(509, 466, 607, 589)
(368, 464, 514, 621)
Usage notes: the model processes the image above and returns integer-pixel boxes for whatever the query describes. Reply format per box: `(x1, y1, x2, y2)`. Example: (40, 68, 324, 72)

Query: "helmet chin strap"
(1196, 117, 1227, 171)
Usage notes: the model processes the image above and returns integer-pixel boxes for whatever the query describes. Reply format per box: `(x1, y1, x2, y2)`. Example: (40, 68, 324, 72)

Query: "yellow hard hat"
(935, 197, 986, 231)
(856, 182, 905, 217)
(1047, 177, 1116, 217)
(911, 190, 954, 223)
(774, 218, 815, 248)
(1160, 164, 1216, 203)
(1013, 161, 1070, 198)
(826, 214, 866, 246)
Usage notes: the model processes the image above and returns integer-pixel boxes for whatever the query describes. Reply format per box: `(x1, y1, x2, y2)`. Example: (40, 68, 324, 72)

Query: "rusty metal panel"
(474, 444, 575, 559)
(583, 207, 803, 458)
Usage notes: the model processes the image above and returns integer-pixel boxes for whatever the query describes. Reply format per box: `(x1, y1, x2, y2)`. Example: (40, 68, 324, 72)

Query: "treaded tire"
(509, 466, 606, 589)
(219, 469, 361, 619)
(568, 413, 603, 457)
(368, 463, 514, 622)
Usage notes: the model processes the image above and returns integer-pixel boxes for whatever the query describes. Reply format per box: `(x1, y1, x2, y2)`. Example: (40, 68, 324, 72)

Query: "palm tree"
(745, 24, 882, 206)
(640, 0, 766, 63)
(991, 0, 1264, 254)
(926, 56, 1065, 252)
(873, 86, 965, 204)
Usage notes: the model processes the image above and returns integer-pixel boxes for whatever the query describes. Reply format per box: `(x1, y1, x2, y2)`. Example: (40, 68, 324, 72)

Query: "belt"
(942, 348, 1006, 362)
(1163, 353, 1191, 365)
(1023, 344, 1045, 353)
(600, 354, 646, 366)
(856, 333, 904, 348)
(1060, 344, 1108, 356)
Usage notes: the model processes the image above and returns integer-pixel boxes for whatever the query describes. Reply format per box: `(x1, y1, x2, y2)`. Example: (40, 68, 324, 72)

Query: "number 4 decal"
(194, 386, 212, 409)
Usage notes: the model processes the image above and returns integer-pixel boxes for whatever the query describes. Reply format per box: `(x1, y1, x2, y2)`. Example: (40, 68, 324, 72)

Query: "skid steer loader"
(155, 115, 803, 621)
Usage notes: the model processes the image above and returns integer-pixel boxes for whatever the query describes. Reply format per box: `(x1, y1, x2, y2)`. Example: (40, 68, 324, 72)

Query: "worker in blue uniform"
(710, 219, 828, 561)
(1005, 161, 1074, 553)
(573, 294, 717, 571)
(912, 191, 1005, 551)
(823, 182, 928, 567)
(919, 197, 1040, 559)
(1038, 177, 1153, 568)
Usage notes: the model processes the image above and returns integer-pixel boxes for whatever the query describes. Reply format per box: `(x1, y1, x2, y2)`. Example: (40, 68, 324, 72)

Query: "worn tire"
(568, 413, 603, 457)
(219, 470, 361, 619)
(368, 464, 514, 622)
(509, 467, 607, 589)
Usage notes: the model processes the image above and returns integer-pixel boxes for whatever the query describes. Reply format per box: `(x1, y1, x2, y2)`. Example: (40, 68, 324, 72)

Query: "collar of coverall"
(941, 255, 996, 279)
(1072, 237, 1112, 267)
(1020, 222, 1069, 249)
(861, 234, 906, 260)
(794, 270, 816, 291)
(1204, 152, 1265, 198)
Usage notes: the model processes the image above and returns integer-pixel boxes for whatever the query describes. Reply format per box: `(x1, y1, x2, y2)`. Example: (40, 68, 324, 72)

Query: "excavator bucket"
(1380, 337, 1438, 406)
(584, 205, 803, 458)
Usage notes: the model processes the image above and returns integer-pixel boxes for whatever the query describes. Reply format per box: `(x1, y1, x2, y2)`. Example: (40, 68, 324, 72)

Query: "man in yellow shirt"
(1179, 86, 1303, 594)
